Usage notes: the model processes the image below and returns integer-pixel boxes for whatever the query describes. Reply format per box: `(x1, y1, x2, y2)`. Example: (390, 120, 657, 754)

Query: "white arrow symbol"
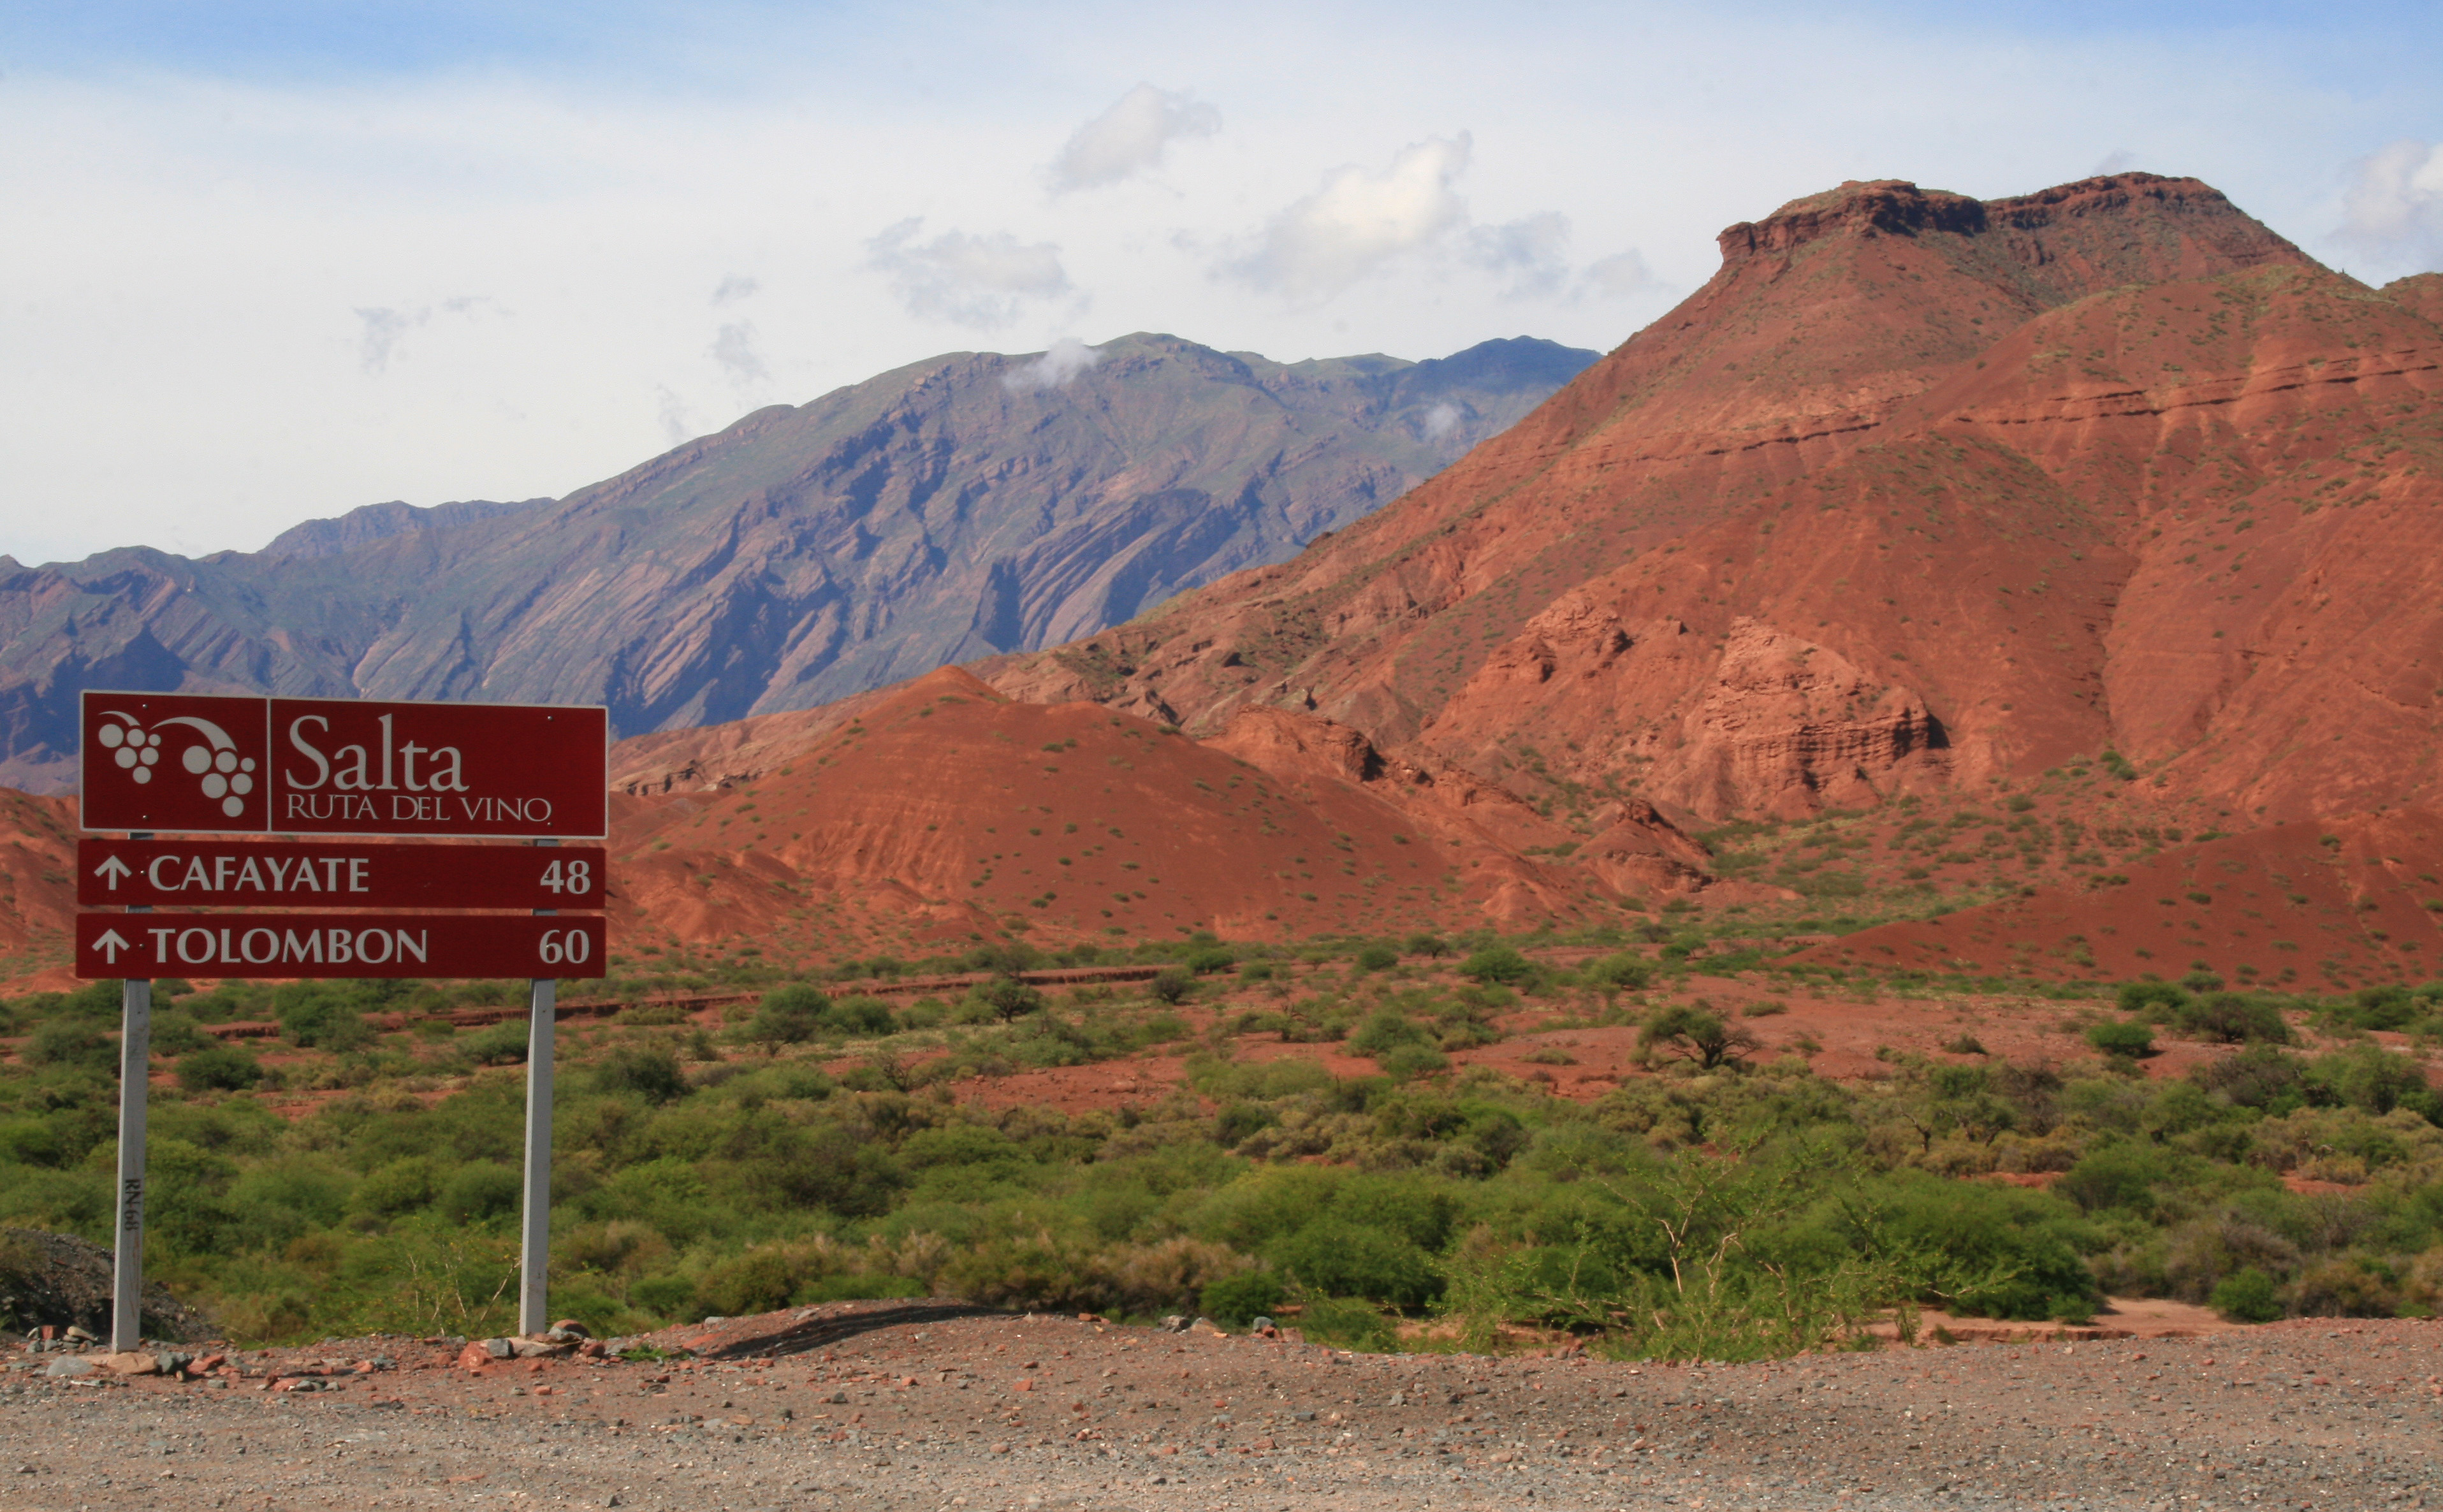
(93, 855, 133, 890)
(92, 928, 131, 964)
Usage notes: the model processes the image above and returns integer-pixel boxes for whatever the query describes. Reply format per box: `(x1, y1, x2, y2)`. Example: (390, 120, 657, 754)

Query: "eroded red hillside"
(979, 173, 2443, 841)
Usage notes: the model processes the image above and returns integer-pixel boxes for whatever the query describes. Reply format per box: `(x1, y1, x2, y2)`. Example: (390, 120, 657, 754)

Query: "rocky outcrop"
(1645, 620, 1950, 820)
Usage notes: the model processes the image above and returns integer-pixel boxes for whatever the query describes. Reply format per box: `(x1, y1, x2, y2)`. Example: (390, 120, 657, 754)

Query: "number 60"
(539, 928, 592, 966)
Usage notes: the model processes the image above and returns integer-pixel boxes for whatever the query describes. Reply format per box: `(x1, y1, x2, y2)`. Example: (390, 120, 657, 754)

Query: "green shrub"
(25, 1019, 115, 1072)
(1458, 947, 1532, 985)
(1185, 948, 1237, 975)
(1584, 954, 1652, 991)
(977, 980, 1045, 1022)
(2310, 1045, 2441, 1121)
(1377, 1043, 1449, 1080)
(1348, 1009, 1431, 1059)
(2211, 1267, 2283, 1323)
(2057, 1142, 2173, 1215)
(593, 1045, 688, 1104)
(2174, 993, 2289, 1045)
(1269, 1221, 1441, 1308)
(1294, 1297, 1399, 1350)
(1402, 934, 1449, 959)
(1200, 1271, 1285, 1327)
(437, 1162, 522, 1225)
(2085, 1021, 2156, 1059)
(830, 996, 897, 1035)
(462, 1021, 529, 1065)
(1147, 968, 1195, 1005)
(272, 984, 374, 1051)
(2117, 980, 2191, 1017)
(631, 1273, 700, 1320)
(1354, 945, 1399, 972)
(176, 1045, 263, 1092)
(747, 984, 829, 1043)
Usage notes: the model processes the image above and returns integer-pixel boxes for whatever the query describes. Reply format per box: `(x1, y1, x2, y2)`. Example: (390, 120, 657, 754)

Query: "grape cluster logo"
(94, 711, 258, 819)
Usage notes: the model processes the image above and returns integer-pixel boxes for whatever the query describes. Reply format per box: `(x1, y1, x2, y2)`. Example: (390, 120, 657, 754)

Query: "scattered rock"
(43, 1356, 94, 1378)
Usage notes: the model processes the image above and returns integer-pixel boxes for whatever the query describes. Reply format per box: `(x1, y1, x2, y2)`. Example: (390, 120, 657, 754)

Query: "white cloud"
(1576, 249, 1661, 301)
(710, 321, 769, 388)
(1225, 135, 1475, 300)
(711, 274, 760, 304)
(1003, 335, 1104, 391)
(1048, 83, 1220, 193)
(1420, 402, 1462, 439)
(2335, 139, 2443, 271)
(865, 219, 1072, 330)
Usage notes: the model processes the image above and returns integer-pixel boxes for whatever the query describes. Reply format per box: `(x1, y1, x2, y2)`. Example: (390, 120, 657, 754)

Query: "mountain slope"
(982, 175, 2443, 832)
(0, 333, 1596, 792)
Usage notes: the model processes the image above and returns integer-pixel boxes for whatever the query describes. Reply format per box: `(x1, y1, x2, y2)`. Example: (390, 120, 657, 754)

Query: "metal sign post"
(520, 838, 557, 1336)
(112, 834, 152, 1353)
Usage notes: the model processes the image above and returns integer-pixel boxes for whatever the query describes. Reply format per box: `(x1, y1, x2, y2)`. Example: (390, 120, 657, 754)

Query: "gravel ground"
(2, 1304, 2439, 1511)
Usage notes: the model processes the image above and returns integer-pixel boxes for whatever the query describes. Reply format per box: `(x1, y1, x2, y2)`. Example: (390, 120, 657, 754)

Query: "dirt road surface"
(3, 1304, 2438, 1511)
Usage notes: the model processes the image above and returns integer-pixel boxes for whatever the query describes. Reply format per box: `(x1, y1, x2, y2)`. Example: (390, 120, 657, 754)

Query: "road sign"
(75, 912, 608, 979)
(80, 691, 608, 838)
(77, 838, 608, 910)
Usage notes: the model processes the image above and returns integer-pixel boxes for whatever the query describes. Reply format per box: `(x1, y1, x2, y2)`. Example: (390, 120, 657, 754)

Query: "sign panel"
(266, 697, 606, 839)
(78, 693, 271, 834)
(76, 912, 607, 980)
(77, 839, 608, 910)
(80, 691, 608, 838)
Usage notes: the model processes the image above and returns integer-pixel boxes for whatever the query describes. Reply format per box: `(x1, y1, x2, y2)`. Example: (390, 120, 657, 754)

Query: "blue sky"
(3, 0, 2438, 563)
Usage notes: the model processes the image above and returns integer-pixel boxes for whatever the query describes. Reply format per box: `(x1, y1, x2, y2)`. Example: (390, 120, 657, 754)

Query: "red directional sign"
(75, 913, 607, 980)
(77, 840, 607, 910)
(80, 691, 607, 838)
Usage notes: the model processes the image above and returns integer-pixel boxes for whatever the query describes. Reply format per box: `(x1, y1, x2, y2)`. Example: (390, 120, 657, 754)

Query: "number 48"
(540, 859, 593, 894)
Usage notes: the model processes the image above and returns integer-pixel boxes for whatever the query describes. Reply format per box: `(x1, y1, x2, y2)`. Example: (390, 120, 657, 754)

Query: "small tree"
(979, 978, 1046, 1022)
(748, 984, 830, 1045)
(1639, 1004, 1760, 1070)
(1147, 967, 1195, 1005)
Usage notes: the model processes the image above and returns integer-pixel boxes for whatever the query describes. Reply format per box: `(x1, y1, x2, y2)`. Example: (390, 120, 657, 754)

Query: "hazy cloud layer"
(1003, 336, 1104, 391)
(1577, 249, 1661, 301)
(1049, 84, 1220, 192)
(2337, 140, 2443, 272)
(866, 220, 1072, 330)
(711, 275, 760, 305)
(1466, 210, 1572, 299)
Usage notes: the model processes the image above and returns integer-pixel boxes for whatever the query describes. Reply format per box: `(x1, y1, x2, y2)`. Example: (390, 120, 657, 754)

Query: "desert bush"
(177, 1045, 263, 1093)
(748, 984, 829, 1043)
(1270, 1221, 1441, 1308)
(272, 984, 375, 1052)
(593, 1045, 688, 1104)
(1458, 947, 1533, 985)
(2212, 1267, 2284, 1323)
(1147, 968, 1195, 1005)
(2084, 1021, 2156, 1059)
(2288, 1256, 2402, 1318)
(1583, 954, 1652, 991)
(1354, 945, 1399, 972)
(1200, 1270, 1285, 1326)
(25, 1020, 115, 1072)
(2174, 992, 2290, 1045)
